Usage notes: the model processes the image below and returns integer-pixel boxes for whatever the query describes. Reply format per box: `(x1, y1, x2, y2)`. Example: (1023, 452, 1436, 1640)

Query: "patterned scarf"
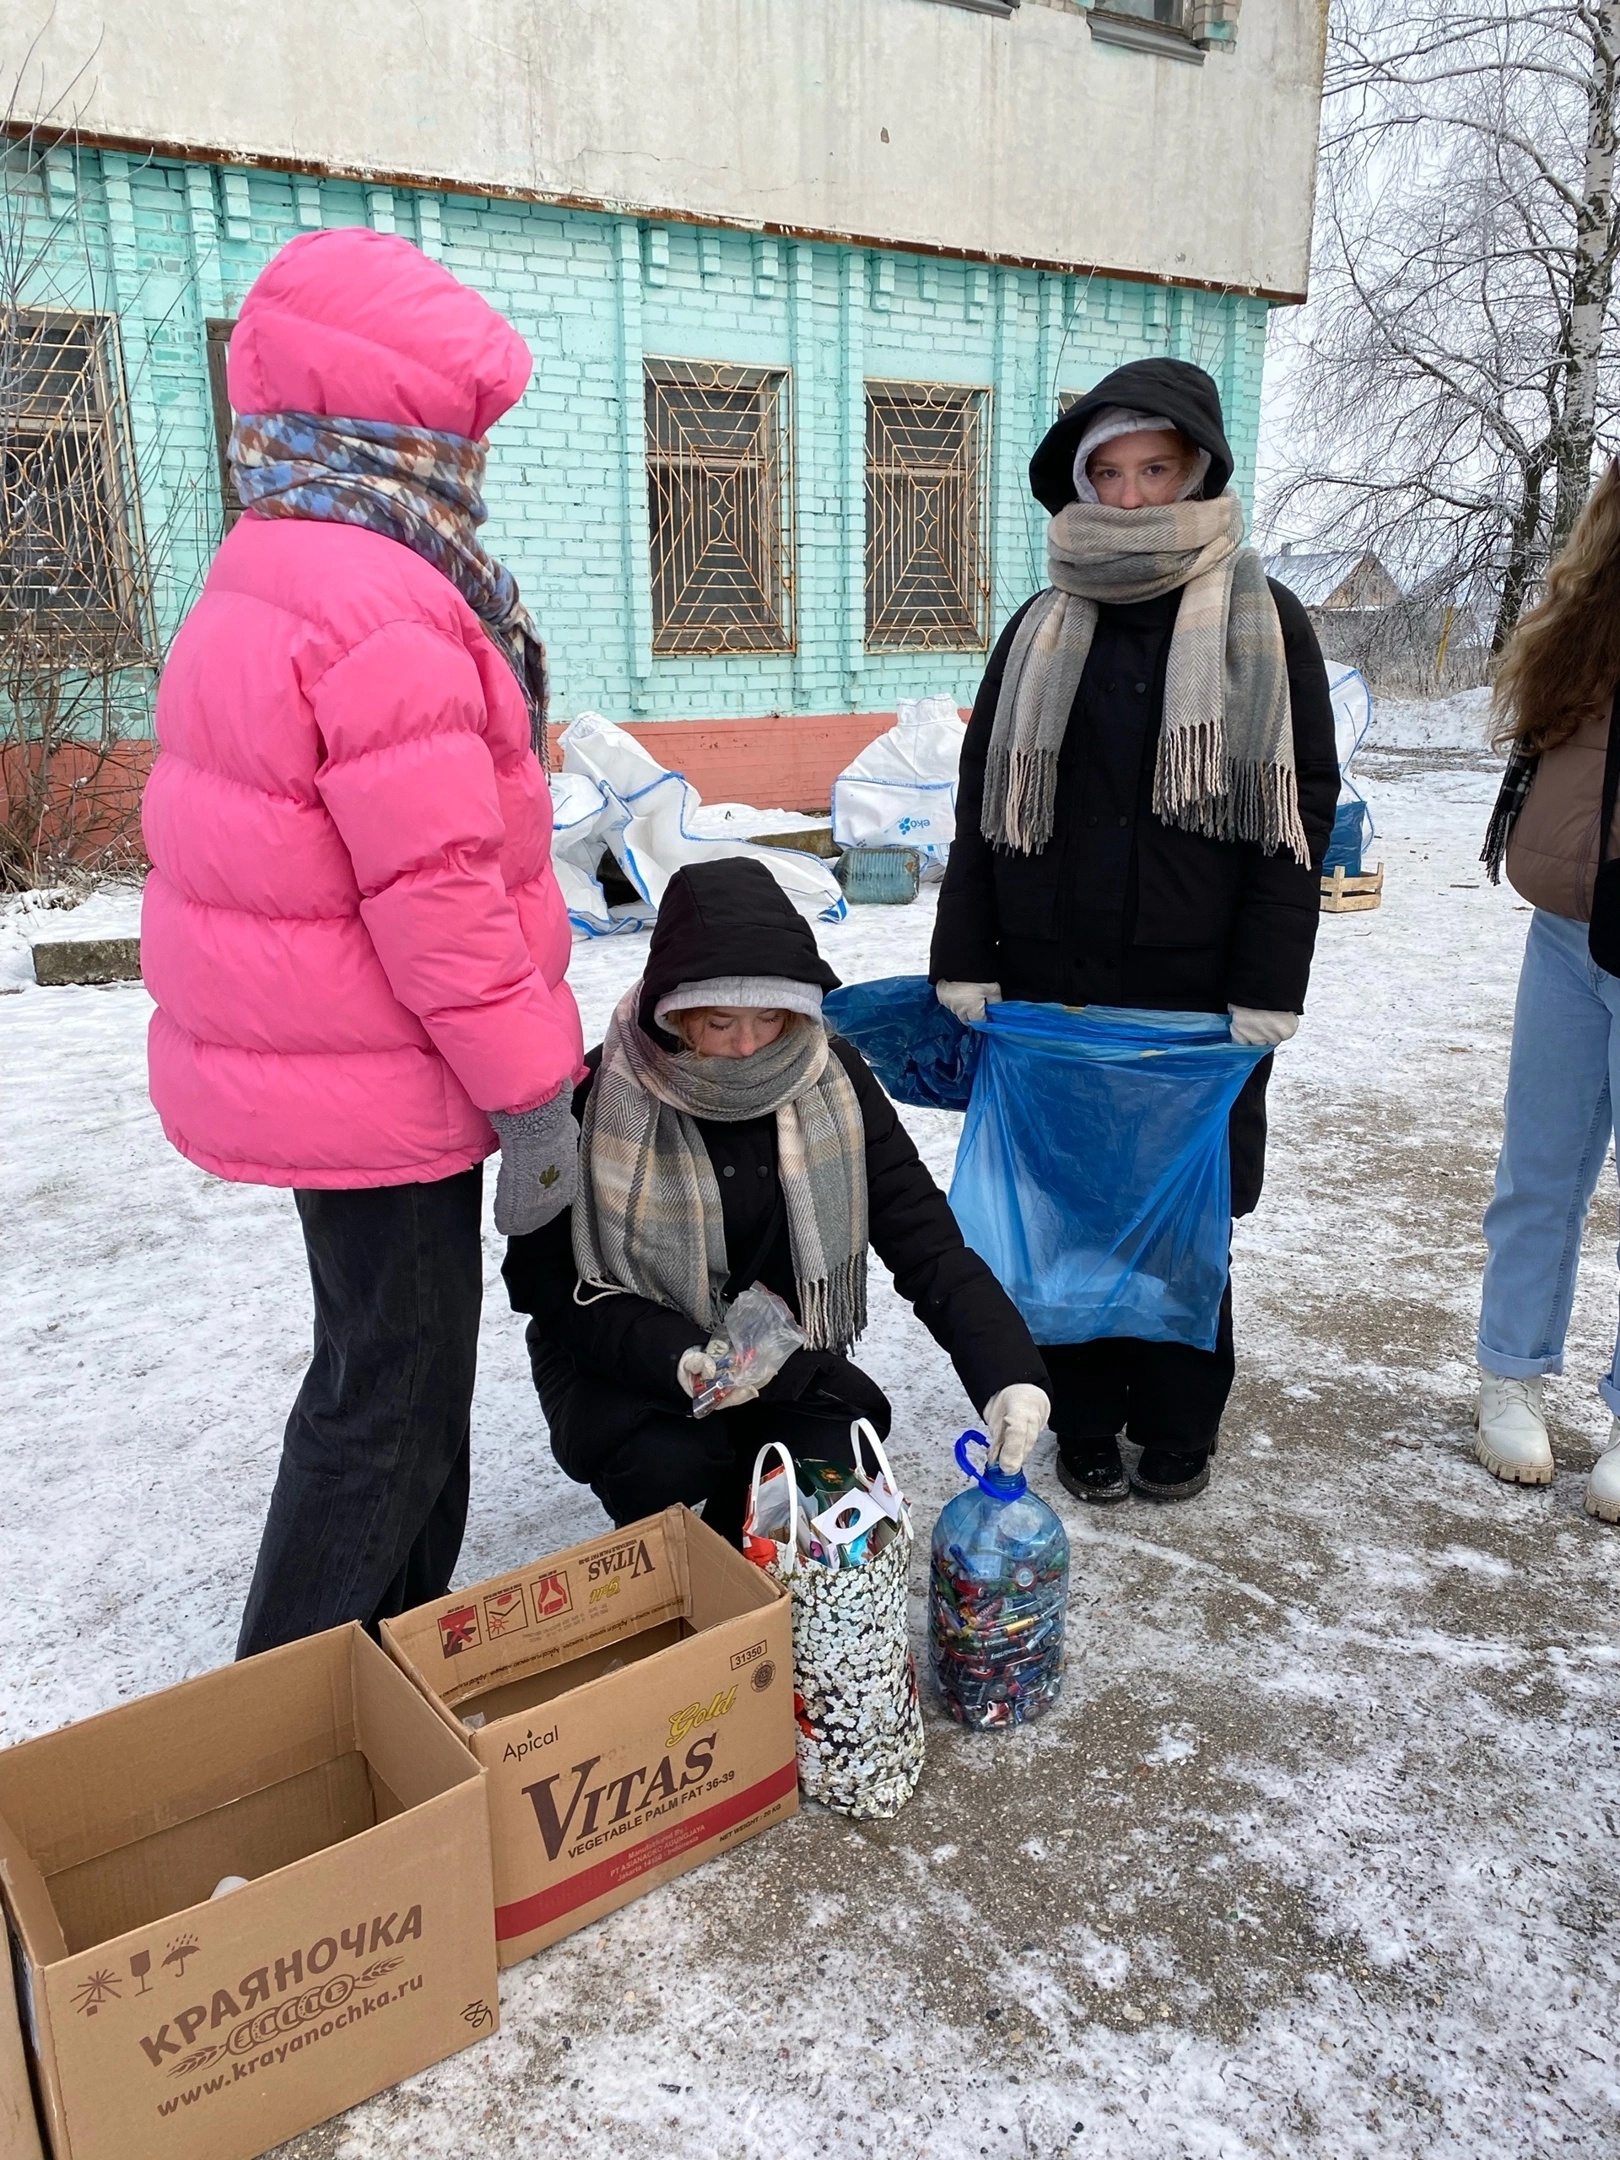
(229, 411, 549, 755)
(572, 989, 869, 1352)
(982, 491, 1308, 865)
(1481, 752, 1538, 884)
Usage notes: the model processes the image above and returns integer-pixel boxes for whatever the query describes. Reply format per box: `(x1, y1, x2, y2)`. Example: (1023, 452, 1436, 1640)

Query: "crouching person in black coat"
(931, 357, 1339, 1507)
(504, 858, 1050, 1544)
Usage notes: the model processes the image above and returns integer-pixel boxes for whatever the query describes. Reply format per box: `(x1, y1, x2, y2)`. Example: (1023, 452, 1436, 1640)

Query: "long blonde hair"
(1494, 461, 1620, 754)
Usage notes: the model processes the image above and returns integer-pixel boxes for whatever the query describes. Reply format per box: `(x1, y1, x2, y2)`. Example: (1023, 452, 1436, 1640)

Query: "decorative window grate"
(865, 381, 991, 651)
(645, 360, 793, 655)
(207, 318, 244, 534)
(0, 310, 147, 662)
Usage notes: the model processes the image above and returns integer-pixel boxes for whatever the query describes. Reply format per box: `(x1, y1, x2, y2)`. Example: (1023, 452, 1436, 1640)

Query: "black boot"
(1130, 1441, 1212, 1502)
(1055, 1434, 1131, 1505)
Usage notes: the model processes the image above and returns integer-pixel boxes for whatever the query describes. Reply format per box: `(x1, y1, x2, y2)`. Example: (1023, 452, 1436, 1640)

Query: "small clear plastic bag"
(691, 1282, 806, 1418)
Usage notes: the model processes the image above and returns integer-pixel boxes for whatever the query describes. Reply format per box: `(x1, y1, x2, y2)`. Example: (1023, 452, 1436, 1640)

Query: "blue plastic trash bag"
(822, 975, 978, 1111)
(1324, 800, 1368, 876)
(949, 1004, 1267, 1350)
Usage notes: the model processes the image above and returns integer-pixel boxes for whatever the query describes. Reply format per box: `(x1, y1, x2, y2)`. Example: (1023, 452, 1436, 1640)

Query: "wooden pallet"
(1321, 863, 1384, 913)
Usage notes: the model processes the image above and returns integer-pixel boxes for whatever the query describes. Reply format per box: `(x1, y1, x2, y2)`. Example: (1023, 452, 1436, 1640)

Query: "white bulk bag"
(831, 695, 967, 868)
(547, 769, 649, 937)
(556, 713, 845, 929)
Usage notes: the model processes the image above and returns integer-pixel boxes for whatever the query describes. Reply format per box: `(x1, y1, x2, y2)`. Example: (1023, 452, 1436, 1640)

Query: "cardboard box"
(0, 1626, 498, 2160)
(383, 1507, 797, 1965)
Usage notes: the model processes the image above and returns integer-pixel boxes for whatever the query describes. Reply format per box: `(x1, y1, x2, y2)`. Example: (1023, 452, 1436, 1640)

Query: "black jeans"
(237, 1166, 484, 1659)
(1043, 1278, 1235, 1457)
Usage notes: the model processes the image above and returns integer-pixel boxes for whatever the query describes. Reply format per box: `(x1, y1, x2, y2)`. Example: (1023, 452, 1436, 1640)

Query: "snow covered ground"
(4, 694, 1620, 2158)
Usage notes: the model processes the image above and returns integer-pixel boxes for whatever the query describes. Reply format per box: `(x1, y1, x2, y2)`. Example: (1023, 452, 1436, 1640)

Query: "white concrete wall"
(3, 0, 1328, 297)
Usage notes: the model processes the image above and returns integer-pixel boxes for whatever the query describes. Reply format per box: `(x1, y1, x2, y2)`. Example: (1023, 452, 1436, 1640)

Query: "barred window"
(865, 381, 990, 651)
(1099, 0, 1188, 23)
(0, 311, 145, 660)
(207, 317, 244, 534)
(645, 360, 793, 655)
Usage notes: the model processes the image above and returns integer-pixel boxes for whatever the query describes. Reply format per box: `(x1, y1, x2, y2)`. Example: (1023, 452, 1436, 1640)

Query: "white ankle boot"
(1474, 1372, 1555, 1485)
(1586, 1417, 1620, 1522)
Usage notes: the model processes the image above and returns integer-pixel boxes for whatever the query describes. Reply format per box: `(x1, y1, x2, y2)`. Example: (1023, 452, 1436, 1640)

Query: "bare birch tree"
(1267, 1, 1620, 652)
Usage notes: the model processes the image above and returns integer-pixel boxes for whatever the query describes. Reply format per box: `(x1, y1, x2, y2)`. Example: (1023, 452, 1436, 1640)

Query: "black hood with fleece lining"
(1028, 357, 1235, 515)
(636, 858, 841, 1044)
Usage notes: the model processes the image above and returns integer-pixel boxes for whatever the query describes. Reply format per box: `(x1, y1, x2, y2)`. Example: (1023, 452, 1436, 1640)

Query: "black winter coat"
(930, 579, 1339, 1216)
(931, 579, 1338, 1012)
(503, 1033, 1048, 1480)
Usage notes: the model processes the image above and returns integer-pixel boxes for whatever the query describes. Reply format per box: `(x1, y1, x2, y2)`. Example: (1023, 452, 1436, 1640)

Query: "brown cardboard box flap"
(0, 1812, 66, 1970)
(382, 1508, 702, 1705)
(0, 1905, 47, 2160)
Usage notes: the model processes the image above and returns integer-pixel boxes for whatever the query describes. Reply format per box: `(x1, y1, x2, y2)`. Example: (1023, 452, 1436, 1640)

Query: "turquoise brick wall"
(9, 146, 1271, 734)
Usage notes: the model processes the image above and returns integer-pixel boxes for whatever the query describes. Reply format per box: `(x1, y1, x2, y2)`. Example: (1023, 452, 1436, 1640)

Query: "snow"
(5, 696, 1620, 2157)
(1366, 685, 1495, 754)
(0, 879, 145, 993)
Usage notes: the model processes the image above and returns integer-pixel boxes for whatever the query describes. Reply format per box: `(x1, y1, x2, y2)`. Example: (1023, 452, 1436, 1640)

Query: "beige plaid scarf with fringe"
(572, 987, 868, 1351)
(982, 491, 1307, 864)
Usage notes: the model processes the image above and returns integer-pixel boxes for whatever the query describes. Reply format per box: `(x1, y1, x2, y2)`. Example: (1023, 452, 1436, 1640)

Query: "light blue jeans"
(1478, 908, 1620, 1411)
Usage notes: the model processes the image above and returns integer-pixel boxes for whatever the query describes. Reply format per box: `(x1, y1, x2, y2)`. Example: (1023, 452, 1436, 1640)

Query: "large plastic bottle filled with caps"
(929, 1430, 1069, 1729)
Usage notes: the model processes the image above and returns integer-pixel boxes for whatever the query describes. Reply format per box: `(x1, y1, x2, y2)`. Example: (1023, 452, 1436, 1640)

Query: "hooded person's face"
(1085, 427, 1199, 510)
(674, 1006, 789, 1058)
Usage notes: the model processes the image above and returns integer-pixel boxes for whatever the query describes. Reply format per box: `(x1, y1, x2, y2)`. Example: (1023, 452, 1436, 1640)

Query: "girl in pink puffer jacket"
(142, 228, 584, 1655)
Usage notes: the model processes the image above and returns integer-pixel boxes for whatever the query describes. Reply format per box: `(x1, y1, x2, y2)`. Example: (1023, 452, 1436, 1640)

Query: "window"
(645, 360, 793, 655)
(865, 381, 990, 651)
(0, 311, 145, 660)
(206, 318, 244, 534)
(1098, 0, 1186, 23)
(1088, 0, 1204, 61)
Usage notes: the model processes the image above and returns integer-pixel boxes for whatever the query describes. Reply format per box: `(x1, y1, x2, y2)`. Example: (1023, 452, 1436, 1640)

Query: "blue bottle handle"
(955, 1428, 1026, 1498)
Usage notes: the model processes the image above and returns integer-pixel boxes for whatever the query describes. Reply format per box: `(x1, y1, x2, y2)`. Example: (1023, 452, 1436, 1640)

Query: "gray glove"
(488, 1090, 579, 1235)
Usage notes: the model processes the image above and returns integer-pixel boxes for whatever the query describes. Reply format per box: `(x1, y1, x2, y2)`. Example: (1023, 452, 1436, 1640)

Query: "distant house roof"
(1263, 547, 1403, 610)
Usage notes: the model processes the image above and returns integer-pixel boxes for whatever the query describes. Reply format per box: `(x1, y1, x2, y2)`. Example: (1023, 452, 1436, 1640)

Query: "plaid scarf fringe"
(1152, 722, 1310, 861)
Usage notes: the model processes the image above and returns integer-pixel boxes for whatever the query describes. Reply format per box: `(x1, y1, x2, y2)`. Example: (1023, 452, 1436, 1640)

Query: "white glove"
(677, 1345, 759, 1413)
(937, 980, 1003, 1026)
(676, 1349, 717, 1399)
(1227, 1006, 1299, 1049)
(983, 1384, 1051, 1476)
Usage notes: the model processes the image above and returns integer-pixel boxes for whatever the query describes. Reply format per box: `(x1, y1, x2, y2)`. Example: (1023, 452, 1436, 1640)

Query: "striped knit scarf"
(229, 411, 549, 755)
(572, 988, 869, 1352)
(982, 491, 1308, 865)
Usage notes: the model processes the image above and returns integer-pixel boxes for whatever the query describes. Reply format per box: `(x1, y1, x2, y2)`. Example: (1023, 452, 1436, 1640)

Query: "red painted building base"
(619, 712, 911, 813)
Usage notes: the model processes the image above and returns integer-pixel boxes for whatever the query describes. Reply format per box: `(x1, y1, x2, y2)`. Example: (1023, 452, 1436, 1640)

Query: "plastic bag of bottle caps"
(929, 1430, 1068, 1730)
(744, 1423, 924, 1817)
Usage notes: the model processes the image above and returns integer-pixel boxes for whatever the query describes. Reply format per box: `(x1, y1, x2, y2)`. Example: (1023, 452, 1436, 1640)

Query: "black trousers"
(1042, 1278, 1235, 1456)
(590, 1390, 882, 1547)
(237, 1166, 484, 1659)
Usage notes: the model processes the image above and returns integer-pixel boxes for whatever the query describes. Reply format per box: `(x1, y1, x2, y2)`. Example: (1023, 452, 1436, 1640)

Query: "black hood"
(1028, 357, 1234, 515)
(638, 858, 840, 1041)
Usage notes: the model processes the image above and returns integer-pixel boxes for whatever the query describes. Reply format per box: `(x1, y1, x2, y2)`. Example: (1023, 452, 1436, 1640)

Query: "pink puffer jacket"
(142, 230, 582, 1188)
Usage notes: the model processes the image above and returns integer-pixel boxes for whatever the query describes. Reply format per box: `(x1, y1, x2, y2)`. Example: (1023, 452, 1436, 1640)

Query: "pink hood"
(142, 229, 582, 1188)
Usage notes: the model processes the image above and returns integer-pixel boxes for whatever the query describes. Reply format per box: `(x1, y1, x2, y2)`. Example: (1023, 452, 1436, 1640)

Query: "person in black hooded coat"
(930, 359, 1339, 1505)
(505, 859, 1050, 1543)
